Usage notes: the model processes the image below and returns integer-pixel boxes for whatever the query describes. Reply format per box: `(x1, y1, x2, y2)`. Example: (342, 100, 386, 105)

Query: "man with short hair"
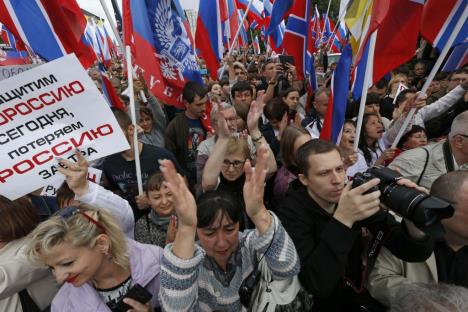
(368, 171, 468, 307)
(447, 68, 467, 92)
(277, 139, 433, 311)
(231, 81, 254, 124)
(165, 81, 210, 187)
(231, 80, 254, 107)
(195, 104, 255, 185)
(301, 88, 330, 138)
(390, 111, 468, 189)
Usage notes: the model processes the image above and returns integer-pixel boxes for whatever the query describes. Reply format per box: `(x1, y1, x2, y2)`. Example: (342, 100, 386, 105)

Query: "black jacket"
(277, 186, 434, 311)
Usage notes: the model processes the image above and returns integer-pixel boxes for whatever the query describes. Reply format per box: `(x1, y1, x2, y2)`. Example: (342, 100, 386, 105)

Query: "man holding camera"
(368, 170, 468, 307)
(277, 139, 434, 312)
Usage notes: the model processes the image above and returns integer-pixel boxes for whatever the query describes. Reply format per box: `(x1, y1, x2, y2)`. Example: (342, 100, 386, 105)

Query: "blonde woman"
(26, 153, 163, 312)
(380, 73, 409, 119)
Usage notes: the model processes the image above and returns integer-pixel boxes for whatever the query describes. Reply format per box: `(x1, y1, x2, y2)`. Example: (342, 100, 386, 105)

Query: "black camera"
(352, 166, 454, 238)
(239, 268, 261, 308)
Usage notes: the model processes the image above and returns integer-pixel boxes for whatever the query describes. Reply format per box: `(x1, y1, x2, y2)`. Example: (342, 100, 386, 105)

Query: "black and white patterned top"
(96, 276, 132, 311)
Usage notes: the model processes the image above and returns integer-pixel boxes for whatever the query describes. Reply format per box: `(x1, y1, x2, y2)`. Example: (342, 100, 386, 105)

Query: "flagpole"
(219, 0, 254, 78)
(325, 0, 333, 22)
(353, 30, 377, 151)
(125, 45, 144, 195)
(99, 0, 124, 51)
(324, 8, 348, 52)
(391, 5, 468, 148)
(315, 5, 323, 46)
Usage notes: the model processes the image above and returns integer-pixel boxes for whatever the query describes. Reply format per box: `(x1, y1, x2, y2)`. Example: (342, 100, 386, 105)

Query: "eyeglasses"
(57, 206, 107, 234)
(222, 159, 246, 169)
(225, 117, 238, 123)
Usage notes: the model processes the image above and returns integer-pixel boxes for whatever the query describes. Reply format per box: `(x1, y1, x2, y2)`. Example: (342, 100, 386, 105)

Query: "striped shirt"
(160, 213, 300, 312)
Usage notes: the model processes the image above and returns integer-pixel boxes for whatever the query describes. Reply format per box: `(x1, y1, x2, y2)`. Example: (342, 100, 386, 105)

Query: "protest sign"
(40, 167, 103, 197)
(0, 54, 129, 200)
(393, 83, 409, 104)
(0, 64, 37, 81)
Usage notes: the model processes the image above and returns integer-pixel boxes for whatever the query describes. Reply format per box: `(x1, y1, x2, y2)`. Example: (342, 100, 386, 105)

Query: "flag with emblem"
(124, 0, 202, 108)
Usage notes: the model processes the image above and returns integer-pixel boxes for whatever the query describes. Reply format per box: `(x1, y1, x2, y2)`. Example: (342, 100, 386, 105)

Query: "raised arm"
(417, 84, 466, 122)
(159, 159, 201, 312)
(247, 98, 278, 174)
(57, 151, 135, 237)
(147, 95, 167, 132)
(243, 145, 300, 279)
(201, 113, 231, 191)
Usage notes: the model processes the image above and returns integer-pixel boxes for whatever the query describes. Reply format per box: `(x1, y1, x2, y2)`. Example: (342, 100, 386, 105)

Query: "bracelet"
(252, 134, 264, 142)
(268, 81, 276, 85)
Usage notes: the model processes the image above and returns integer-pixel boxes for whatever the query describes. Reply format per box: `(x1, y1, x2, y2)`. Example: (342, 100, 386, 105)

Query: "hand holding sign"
(57, 150, 89, 197)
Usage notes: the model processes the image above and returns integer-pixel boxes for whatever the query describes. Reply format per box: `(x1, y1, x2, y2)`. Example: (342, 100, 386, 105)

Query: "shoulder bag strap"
(442, 140, 455, 172)
(18, 289, 42, 312)
(416, 148, 430, 185)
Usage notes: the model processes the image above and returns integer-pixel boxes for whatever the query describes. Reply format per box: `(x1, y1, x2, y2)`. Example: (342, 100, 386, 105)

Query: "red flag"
(372, 0, 423, 83)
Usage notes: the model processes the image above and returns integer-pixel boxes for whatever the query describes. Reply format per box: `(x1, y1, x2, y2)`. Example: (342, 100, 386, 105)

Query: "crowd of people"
(1, 47, 468, 312)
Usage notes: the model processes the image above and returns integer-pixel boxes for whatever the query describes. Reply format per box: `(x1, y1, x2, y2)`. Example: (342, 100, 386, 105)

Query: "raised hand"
(159, 160, 197, 229)
(216, 111, 231, 139)
(160, 159, 197, 259)
(57, 150, 89, 197)
(243, 144, 271, 234)
(247, 97, 265, 134)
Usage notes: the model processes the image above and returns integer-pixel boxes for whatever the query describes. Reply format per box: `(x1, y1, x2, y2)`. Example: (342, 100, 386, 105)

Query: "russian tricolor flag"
(236, 0, 264, 25)
(99, 63, 126, 111)
(0, 0, 96, 68)
(196, 0, 226, 80)
(421, 0, 467, 53)
(321, 44, 353, 144)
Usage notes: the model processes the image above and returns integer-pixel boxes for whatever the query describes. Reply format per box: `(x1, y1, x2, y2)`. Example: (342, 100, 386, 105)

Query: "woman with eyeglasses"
(25, 152, 163, 312)
(159, 146, 301, 312)
(202, 105, 276, 230)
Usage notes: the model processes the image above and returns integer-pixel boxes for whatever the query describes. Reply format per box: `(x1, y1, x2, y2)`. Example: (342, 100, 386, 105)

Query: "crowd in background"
(1, 46, 468, 312)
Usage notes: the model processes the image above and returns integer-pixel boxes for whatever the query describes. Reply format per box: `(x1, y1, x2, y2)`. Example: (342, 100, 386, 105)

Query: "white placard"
(0, 64, 37, 81)
(0, 54, 129, 200)
(40, 167, 103, 197)
(393, 83, 409, 104)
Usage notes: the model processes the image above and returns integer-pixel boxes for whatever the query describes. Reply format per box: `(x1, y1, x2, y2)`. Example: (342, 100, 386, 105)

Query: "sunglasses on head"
(57, 206, 107, 234)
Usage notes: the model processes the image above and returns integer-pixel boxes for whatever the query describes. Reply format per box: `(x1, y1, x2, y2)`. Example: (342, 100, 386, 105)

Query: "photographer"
(277, 139, 433, 312)
(263, 60, 294, 104)
(368, 171, 468, 307)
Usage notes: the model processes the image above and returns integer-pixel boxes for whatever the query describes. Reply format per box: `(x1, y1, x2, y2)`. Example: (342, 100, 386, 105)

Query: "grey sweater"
(159, 213, 300, 312)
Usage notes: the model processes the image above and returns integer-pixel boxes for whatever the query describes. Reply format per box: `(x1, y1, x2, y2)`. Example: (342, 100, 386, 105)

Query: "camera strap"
(442, 140, 455, 172)
(344, 221, 389, 294)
